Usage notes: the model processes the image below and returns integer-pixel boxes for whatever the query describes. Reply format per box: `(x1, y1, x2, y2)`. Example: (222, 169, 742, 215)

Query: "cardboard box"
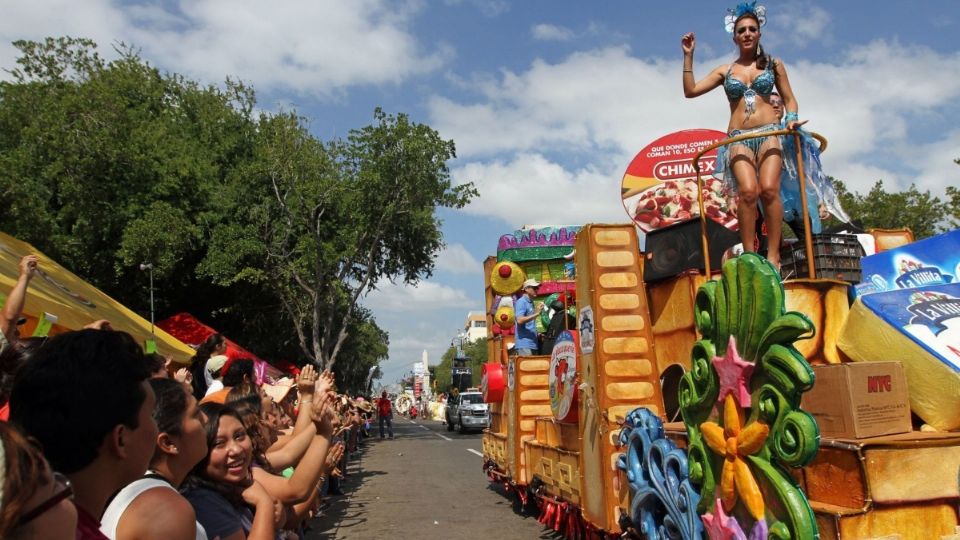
(801, 362, 912, 439)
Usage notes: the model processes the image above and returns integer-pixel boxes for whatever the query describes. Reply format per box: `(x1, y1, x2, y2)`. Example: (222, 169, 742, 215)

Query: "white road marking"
(418, 425, 430, 430)
(466, 448, 483, 457)
(435, 433, 453, 441)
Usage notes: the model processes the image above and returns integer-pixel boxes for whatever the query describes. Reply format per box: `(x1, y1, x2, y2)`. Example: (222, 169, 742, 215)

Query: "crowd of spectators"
(0, 255, 379, 539)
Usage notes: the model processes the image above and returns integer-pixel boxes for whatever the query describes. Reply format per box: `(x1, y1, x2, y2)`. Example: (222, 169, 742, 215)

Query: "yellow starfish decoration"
(699, 394, 769, 520)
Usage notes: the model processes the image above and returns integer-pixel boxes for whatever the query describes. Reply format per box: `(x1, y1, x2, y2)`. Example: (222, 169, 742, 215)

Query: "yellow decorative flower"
(699, 394, 769, 520)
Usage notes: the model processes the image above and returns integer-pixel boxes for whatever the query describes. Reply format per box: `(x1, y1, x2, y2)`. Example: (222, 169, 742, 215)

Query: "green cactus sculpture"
(679, 253, 820, 539)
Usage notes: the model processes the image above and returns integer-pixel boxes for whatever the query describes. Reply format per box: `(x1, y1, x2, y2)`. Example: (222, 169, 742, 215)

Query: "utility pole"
(139, 263, 155, 336)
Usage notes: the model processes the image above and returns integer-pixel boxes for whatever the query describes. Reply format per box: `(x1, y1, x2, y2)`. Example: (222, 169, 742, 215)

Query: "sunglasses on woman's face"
(17, 472, 73, 526)
(737, 25, 758, 34)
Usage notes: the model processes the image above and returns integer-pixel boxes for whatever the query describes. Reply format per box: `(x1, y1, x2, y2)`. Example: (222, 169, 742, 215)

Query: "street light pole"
(140, 263, 155, 336)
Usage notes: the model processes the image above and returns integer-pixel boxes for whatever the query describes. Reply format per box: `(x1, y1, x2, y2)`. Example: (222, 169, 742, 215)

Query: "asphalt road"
(306, 416, 559, 540)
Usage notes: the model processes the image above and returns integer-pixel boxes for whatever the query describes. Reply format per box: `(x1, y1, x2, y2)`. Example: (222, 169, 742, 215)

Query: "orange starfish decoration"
(699, 394, 769, 521)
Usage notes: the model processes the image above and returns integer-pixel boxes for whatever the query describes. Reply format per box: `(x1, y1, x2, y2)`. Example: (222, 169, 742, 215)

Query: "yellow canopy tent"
(0, 231, 196, 363)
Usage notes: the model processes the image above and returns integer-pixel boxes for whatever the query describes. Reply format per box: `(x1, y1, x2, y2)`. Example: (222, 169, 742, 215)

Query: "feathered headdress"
(725, 1, 767, 33)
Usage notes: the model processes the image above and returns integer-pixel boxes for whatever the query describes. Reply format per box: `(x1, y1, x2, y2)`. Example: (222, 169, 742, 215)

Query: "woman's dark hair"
(189, 334, 225, 400)
(0, 337, 44, 406)
(228, 398, 271, 472)
(10, 330, 150, 474)
(225, 383, 261, 412)
(222, 359, 254, 387)
(150, 378, 189, 437)
(182, 402, 246, 508)
(735, 13, 771, 70)
(145, 353, 167, 377)
(0, 423, 50, 538)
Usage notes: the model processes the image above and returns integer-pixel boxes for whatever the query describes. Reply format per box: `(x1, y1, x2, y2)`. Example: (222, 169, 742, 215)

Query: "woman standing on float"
(681, 2, 803, 268)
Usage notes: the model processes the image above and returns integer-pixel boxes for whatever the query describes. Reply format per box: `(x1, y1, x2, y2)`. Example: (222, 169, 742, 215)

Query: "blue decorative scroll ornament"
(617, 408, 703, 540)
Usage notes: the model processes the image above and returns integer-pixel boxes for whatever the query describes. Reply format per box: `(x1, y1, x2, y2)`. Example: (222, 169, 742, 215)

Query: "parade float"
(479, 127, 960, 539)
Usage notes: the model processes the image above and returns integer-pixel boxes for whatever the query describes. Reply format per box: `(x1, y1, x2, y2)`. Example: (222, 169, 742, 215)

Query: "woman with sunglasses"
(183, 403, 281, 540)
(0, 422, 77, 539)
(682, 1, 804, 269)
(100, 378, 209, 539)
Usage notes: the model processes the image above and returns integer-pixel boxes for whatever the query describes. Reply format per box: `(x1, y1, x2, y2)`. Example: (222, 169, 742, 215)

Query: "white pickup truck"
(445, 390, 490, 433)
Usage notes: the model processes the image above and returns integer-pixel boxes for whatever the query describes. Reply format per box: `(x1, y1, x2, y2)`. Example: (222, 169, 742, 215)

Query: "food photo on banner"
(620, 129, 735, 233)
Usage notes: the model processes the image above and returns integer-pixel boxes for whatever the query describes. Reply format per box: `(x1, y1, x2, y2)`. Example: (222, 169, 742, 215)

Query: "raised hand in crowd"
(250, 379, 337, 530)
(19, 254, 39, 276)
(1, 255, 39, 347)
(174, 366, 192, 385)
(83, 319, 112, 331)
(311, 390, 338, 437)
(326, 442, 346, 479)
(297, 364, 318, 397)
(316, 369, 335, 397)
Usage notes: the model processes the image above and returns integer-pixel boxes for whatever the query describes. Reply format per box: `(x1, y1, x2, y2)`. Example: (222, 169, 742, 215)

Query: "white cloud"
(911, 130, 960, 194)
(363, 280, 474, 312)
(428, 46, 729, 158)
(430, 40, 960, 222)
(0, 0, 449, 97)
(532, 23, 575, 42)
(769, 3, 832, 48)
(455, 153, 628, 225)
(436, 243, 482, 274)
(443, 0, 510, 18)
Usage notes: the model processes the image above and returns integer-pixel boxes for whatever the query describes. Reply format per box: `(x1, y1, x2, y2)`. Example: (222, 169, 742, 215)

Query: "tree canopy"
(0, 37, 475, 377)
(830, 179, 956, 239)
(433, 338, 489, 395)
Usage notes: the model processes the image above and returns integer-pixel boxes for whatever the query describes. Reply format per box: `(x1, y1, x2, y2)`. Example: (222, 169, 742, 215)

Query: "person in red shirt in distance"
(376, 391, 394, 440)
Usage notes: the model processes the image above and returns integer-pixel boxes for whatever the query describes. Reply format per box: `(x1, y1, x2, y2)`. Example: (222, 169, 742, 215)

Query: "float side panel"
(577, 224, 664, 533)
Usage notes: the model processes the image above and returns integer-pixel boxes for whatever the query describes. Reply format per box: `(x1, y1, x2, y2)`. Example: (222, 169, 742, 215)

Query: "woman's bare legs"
(730, 154, 760, 255)
(758, 146, 784, 267)
(730, 143, 784, 269)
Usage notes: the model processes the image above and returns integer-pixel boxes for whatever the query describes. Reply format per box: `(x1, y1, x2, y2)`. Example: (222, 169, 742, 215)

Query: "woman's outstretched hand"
(787, 119, 808, 130)
(681, 32, 696, 55)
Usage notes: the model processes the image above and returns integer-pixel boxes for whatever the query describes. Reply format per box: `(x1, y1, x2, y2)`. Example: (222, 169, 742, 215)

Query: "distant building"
(463, 311, 488, 343)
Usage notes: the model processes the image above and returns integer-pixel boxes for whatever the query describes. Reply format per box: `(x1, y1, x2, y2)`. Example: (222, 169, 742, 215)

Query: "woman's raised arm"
(682, 32, 725, 98)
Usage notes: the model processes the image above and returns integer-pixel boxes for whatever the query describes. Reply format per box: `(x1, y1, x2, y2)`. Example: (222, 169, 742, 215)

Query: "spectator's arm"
(239, 479, 278, 540)
(265, 423, 317, 470)
(283, 479, 323, 529)
(1, 255, 37, 340)
(253, 392, 335, 504)
(291, 365, 317, 435)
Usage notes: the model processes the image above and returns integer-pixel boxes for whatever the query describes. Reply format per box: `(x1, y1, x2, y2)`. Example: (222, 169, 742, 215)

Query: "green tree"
(948, 186, 960, 230)
(0, 38, 257, 286)
(205, 108, 477, 370)
(0, 37, 468, 379)
(831, 179, 947, 239)
(434, 338, 490, 395)
(333, 309, 389, 395)
(0, 37, 274, 346)
(949, 157, 960, 229)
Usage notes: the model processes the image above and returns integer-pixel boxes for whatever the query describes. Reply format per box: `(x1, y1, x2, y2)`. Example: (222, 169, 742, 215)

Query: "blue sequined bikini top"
(723, 59, 777, 102)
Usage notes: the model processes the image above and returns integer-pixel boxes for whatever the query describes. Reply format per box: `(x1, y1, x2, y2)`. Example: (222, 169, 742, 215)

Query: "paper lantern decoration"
(481, 362, 506, 403)
(549, 330, 579, 422)
(490, 261, 525, 295)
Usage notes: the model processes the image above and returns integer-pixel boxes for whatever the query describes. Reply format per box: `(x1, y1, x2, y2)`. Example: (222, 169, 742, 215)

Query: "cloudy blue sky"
(3, 1, 958, 384)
